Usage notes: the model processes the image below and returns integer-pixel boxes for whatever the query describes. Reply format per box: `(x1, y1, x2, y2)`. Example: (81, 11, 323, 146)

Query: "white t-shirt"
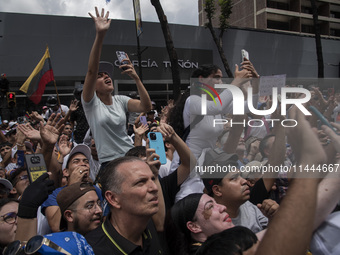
(45, 105, 69, 119)
(232, 201, 268, 233)
(82, 93, 133, 163)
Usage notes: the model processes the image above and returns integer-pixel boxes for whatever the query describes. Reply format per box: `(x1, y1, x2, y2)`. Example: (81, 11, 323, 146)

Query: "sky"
(0, 0, 199, 26)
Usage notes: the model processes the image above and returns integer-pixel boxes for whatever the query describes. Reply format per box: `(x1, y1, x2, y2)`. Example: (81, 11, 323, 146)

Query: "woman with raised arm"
(168, 62, 259, 202)
(82, 7, 152, 167)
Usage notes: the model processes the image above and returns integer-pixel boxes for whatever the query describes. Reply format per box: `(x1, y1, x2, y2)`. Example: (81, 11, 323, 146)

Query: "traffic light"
(7, 92, 16, 108)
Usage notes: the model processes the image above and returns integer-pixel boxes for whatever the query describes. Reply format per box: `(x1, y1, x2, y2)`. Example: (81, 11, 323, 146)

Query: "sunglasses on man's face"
(0, 212, 17, 224)
(25, 235, 71, 255)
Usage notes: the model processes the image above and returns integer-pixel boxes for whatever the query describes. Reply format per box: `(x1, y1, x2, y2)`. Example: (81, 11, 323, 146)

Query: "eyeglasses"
(2, 240, 26, 255)
(75, 199, 102, 214)
(12, 175, 29, 187)
(1, 212, 17, 224)
(25, 235, 72, 255)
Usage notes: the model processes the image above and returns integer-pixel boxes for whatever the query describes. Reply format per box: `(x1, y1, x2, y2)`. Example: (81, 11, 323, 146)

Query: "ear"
(63, 168, 69, 178)
(9, 188, 17, 195)
(105, 190, 121, 209)
(187, 221, 202, 234)
(212, 184, 222, 197)
(64, 210, 74, 223)
(164, 142, 171, 149)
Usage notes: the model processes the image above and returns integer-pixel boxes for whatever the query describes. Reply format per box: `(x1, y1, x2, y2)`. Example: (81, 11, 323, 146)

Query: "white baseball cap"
(62, 144, 91, 170)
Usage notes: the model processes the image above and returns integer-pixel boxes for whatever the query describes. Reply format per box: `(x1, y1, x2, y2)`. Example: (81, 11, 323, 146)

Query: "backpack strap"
(181, 115, 204, 142)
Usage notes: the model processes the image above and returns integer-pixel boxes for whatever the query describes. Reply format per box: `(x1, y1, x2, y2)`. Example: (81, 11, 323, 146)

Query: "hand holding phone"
(140, 116, 147, 125)
(24, 154, 48, 184)
(116, 51, 129, 70)
(241, 49, 249, 61)
(148, 132, 167, 165)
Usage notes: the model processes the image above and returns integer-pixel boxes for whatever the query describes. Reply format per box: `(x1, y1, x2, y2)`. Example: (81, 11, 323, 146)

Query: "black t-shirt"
(249, 178, 270, 205)
(159, 170, 180, 211)
(86, 216, 163, 255)
(70, 104, 89, 143)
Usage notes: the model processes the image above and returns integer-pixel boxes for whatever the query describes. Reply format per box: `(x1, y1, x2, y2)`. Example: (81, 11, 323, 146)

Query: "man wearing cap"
(82, 7, 152, 168)
(44, 95, 69, 120)
(57, 182, 103, 236)
(201, 148, 273, 233)
(41, 144, 102, 232)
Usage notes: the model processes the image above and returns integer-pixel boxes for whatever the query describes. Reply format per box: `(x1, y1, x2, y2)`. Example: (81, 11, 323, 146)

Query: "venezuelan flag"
(20, 47, 54, 104)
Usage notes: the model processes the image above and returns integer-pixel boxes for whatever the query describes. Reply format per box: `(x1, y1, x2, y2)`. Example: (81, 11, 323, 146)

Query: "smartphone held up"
(116, 51, 129, 70)
(148, 132, 167, 165)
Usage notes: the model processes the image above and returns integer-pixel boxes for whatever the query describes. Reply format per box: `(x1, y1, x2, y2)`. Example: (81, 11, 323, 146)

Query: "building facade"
(0, 11, 340, 119)
(199, 0, 340, 38)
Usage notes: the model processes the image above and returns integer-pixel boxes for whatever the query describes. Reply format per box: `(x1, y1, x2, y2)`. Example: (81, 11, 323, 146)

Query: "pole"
(137, 35, 143, 82)
(53, 80, 63, 116)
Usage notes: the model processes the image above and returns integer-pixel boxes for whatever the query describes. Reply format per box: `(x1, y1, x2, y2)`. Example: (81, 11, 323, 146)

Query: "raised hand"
(88, 7, 111, 34)
(58, 135, 72, 157)
(157, 123, 175, 140)
(119, 54, 140, 80)
(241, 58, 259, 78)
(133, 124, 149, 137)
(69, 99, 79, 112)
(145, 148, 161, 177)
(30, 111, 44, 123)
(17, 123, 41, 142)
(40, 113, 65, 146)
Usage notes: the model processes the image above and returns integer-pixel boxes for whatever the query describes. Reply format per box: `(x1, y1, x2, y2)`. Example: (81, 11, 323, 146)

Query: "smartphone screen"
(140, 116, 147, 125)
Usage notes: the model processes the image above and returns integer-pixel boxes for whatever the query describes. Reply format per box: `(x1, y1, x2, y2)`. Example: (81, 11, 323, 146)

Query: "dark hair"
(168, 64, 221, 138)
(97, 156, 144, 195)
(259, 134, 275, 158)
(171, 193, 203, 242)
(167, 193, 204, 255)
(125, 146, 147, 158)
(0, 198, 19, 211)
(0, 142, 13, 149)
(9, 167, 28, 186)
(196, 226, 258, 255)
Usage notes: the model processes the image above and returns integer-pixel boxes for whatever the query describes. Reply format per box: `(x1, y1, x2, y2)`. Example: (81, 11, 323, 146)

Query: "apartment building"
(199, 0, 340, 38)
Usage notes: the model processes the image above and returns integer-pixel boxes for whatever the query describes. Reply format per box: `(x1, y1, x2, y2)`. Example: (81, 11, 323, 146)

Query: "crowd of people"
(1, 6, 340, 255)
